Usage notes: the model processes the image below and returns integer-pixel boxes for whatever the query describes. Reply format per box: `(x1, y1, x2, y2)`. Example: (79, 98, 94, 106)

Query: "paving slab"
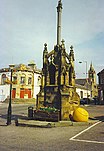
(15, 118, 99, 128)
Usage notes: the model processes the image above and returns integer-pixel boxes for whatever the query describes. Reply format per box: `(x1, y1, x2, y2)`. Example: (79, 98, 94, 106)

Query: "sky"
(0, 0, 104, 81)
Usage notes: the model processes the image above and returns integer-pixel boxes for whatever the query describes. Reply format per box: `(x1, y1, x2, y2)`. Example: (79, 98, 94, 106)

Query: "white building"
(76, 84, 90, 99)
(0, 64, 41, 102)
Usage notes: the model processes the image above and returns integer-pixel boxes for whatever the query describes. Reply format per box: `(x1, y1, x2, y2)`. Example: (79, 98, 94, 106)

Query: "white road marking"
(69, 121, 104, 144)
(71, 138, 104, 144)
(70, 121, 101, 140)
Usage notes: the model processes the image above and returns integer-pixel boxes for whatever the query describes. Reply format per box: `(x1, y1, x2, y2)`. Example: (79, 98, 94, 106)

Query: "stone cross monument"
(36, 0, 80, 120)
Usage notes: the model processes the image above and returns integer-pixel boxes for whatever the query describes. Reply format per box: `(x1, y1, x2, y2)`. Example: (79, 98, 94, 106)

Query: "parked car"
(80, 98, 90, 105)
(92, 97, 99, 105)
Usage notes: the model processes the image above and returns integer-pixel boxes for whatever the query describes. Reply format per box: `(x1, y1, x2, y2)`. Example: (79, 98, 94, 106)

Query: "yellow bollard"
(73, 107, 89, 122)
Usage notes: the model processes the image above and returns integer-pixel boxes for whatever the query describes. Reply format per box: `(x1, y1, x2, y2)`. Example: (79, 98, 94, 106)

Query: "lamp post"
(7, 64, 15, 125)
(79, 61, 88, 99)
(79, 61, 87, 79)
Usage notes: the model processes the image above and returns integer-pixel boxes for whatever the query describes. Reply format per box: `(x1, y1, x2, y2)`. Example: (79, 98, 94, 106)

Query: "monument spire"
(57, 0, 62, 45)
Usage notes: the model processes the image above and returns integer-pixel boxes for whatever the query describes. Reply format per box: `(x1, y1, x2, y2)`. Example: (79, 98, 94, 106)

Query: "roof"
(75, 84, 88, 90)
(0, 64, 42, 74)
(75, 79, 87, 86)
(97, 69, 104, 76)
(0, 68, 10, 72)
(75, 78, 91, 90)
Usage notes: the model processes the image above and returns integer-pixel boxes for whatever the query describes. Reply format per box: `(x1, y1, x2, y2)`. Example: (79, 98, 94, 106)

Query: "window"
(20, 77, 25, 84)
(28, 77, 32, 85)
(1, 74, 6, 85)
(13, 76, 17, 84)
(37, 76, 41, 85)
(80, 91, 83, 98)
(101, 74, 104, 84)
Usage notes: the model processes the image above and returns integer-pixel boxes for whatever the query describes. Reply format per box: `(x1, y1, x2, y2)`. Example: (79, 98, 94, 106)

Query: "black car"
(80, 98, 90, 105)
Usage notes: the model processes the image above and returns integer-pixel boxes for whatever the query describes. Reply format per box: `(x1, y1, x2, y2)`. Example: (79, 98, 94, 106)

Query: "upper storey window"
(100, 74, 104, 84)
(28, 77, 32, 85)
(20, 76, 26, 84)
(37, 76, 41, 86)
(1, 74, 6, 85)
(13, 76, 17, 84)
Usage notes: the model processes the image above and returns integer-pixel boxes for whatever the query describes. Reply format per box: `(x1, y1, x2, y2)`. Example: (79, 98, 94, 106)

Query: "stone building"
(37, 0, 79, 120)
(88, 62, 98, 98)
(97, 69, 104, 104)
(75, 82, 91, 99)
(75, 63, 98, 99)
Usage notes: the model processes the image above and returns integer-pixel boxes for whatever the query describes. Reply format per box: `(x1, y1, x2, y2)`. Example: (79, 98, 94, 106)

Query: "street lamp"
(7, 64, 15, 125)
(79, 61, 88, 99)
(79, 61, 87, 79)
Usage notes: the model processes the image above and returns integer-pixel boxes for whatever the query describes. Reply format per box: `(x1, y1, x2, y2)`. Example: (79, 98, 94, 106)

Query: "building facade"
(97, 69, 104, 104)
(76, 63, 98, 99)
(0, 63, 41, 102)
(88, 62, 98, 98)
(76, 83, 90, 99)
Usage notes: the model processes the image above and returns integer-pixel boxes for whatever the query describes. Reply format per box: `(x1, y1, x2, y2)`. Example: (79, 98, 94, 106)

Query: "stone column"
(57, 0, 62, 45)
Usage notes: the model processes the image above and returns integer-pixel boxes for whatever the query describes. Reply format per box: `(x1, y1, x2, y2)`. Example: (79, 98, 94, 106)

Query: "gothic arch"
(49, 63, 56, 85)
(69, 65, 74, 85)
